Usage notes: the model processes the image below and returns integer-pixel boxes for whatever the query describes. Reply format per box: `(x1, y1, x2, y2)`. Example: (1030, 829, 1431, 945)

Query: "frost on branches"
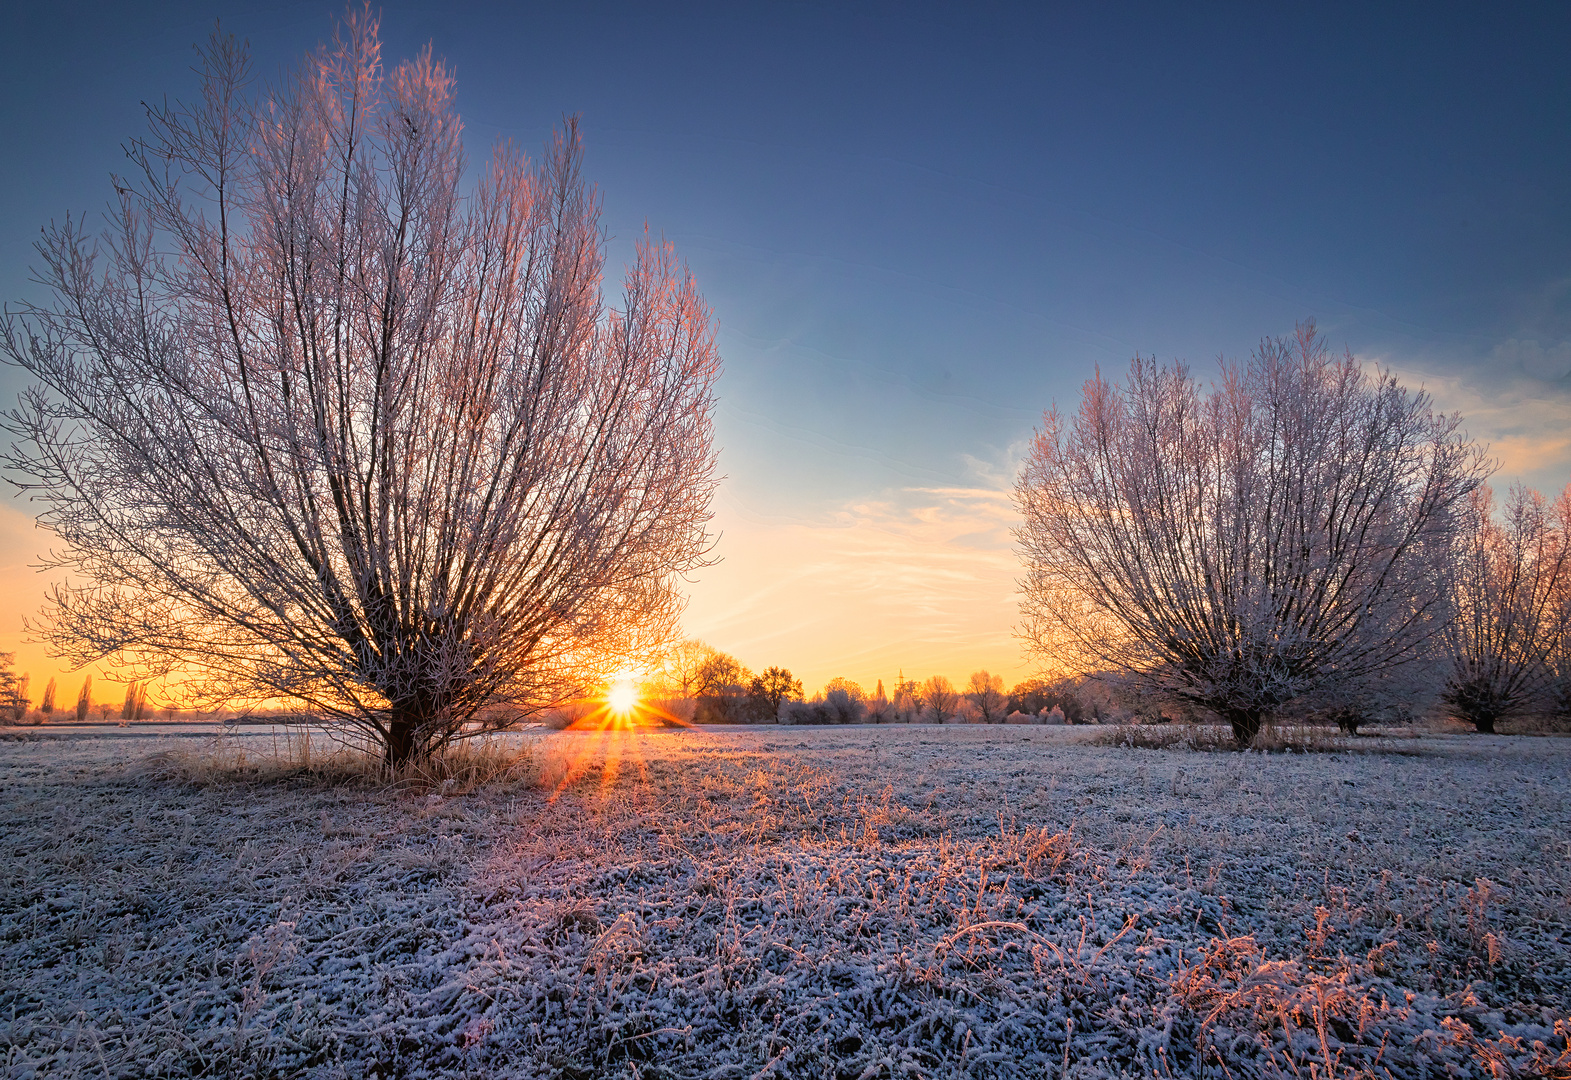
(1442, 484, 1571, 732)
(1, 13, 721, 764)
(1014, 323, 1487, 745)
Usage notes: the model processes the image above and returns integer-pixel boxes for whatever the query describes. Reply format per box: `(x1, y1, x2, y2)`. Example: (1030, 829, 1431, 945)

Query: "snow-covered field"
(2, 723, 1567, 1078)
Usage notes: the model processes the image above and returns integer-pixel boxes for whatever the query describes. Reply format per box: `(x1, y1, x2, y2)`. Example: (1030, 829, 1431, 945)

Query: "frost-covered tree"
(922, 675, 960, 721)
(39, 677, 56, 715)
(1442, 485, 1571, 732)
(820, 677, 867, 724)
(1016, 323, 1487, 745)
(966, 670, 1007, 722)
(1, 14, 721, 764)
(1008, 677, 1088, 723)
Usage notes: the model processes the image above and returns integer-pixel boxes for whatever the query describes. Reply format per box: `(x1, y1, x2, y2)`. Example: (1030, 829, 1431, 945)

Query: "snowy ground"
(1, 723, 1567, 1078)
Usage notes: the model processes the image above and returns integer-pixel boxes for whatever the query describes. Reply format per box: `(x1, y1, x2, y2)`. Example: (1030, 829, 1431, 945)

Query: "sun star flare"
(607, 682, 638, 716)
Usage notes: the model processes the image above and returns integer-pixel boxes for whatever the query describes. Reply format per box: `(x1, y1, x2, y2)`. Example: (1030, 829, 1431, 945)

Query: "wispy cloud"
(682, 479, 1029, 695)
(1489, 337, 1571, 383)
(1380, 355, 1571, 494)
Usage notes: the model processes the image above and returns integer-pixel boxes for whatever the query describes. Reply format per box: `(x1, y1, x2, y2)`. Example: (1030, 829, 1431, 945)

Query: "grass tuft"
(1090, 720, 1423, 753)
(138, 729, 539, 792)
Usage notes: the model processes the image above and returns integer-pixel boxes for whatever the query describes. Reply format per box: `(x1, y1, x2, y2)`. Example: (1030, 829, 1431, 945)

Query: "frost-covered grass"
(2, 724, 1568, 1078)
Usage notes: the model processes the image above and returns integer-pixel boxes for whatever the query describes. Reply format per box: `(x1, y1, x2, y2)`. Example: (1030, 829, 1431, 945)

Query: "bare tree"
(1442, 485, 1571, 732)
(695, 651, 750, 698)
(694, 649, 752, 722)
(650, 639, 719, 700)
(966, 670, 1007, 722)
(2, 14, 721, 764)
(922, 675, 960, 721)
(749, 666, 802, 717)
(1015, 323, 1487, 745)
(39, 677, 56, 715)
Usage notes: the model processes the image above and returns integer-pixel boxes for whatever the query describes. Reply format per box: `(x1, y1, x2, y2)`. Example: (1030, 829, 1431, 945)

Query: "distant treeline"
(640, 644, 1097, 726)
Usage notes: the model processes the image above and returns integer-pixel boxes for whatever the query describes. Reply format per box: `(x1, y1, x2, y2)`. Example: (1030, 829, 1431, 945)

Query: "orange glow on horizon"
(607, 682, 637, 715)
(542, 688, 698, 803)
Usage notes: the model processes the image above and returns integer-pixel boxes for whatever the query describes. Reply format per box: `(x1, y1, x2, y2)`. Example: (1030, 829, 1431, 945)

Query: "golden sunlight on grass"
(547, 675, 664, 799)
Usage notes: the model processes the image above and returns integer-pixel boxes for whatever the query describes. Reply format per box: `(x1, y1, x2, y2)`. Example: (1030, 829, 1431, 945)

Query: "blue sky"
(3, 2, 1569, 695)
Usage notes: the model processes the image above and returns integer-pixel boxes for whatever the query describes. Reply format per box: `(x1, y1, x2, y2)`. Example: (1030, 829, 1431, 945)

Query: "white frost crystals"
(0, 11, 722, 764)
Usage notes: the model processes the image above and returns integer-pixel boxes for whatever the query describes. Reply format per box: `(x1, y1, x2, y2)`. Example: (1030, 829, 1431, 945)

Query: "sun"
(607, 681, 638, 716)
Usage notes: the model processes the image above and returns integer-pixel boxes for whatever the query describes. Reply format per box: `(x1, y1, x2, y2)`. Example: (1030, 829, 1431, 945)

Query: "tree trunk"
(385, 710, 424, 768)
(1226, 709, 1262, 747)
(1471, 715, 1497, 734)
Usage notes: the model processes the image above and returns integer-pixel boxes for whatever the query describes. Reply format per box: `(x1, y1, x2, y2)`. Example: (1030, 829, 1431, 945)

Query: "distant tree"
(0, 657, 28, 723)
(923, 675, 960, 721)
(39, 677, 56, 715)
(821, 677, 867, 724)
(1442, 485, 1571, 732)
(867, 678, 892, 722)
(1016, 323, 1487, 745)
(1009, 677, 1090, 721)
(696, 651, 750, 698)
(9, 675, 29, 723)
(822, 677, 863, 698)
(694, 650, 754, 722)
(750, 666, 802, 717)
(891, 671, 923, 720)
(120, 681, 148, 724)
(653, 640, 719, 700)
(966, 671, 1007, 722)
(1008, 678, 1051, 716)
(75, 673, 92, 722)
(0, 13, 721, 765)
(95, 701, 114, 722)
